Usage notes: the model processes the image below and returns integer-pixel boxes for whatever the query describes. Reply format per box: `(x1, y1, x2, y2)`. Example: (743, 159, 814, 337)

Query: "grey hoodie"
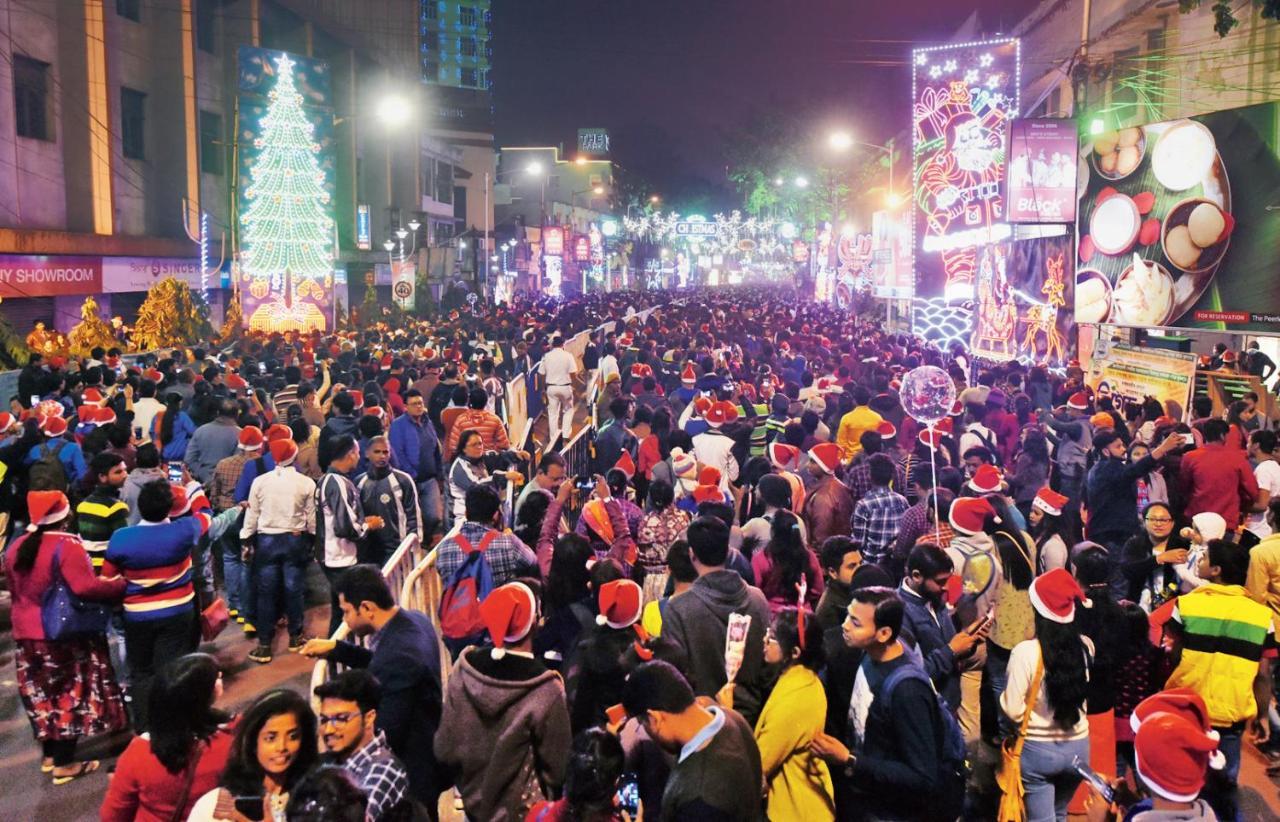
(122, 466, 166, 525)
(434, 648, 572, 822)
(661, 568, 772, 725)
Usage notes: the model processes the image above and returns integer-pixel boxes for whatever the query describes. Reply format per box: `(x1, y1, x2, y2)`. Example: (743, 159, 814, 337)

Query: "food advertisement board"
(1083, 342, 1197, 418)
(1075, 102, 1280, 332)
(911, 37, 1020, 302)
(1007, 119, 1078, 223)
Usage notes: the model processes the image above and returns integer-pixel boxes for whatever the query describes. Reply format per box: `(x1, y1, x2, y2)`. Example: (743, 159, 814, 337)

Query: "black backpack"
(29, 440, 68, 492)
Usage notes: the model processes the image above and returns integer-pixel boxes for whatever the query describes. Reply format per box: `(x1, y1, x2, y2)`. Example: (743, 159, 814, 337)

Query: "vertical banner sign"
(871, 210, 914, 299)
(356, 204, 371, 250)
(1006, 120, 1078, 223)
(237, 47, 336, 332)
(912, 38, 1020, 315)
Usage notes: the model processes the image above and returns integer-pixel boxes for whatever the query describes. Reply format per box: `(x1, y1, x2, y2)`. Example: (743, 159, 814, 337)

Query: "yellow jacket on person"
(836, 406, 883, 462)
(755, 665, 835, 822)
(1246, 532, 1280, 634)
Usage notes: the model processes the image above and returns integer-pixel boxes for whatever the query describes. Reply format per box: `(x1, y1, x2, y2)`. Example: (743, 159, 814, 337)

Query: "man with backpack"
(810, 586, 966, 822)
(25, 414, 87, 493)
(436, 484, 537, 659)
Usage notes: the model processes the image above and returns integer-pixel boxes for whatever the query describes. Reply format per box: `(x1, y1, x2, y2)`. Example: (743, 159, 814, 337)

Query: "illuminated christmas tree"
(240, 52, 332, 332)
(132, 277, 211, 351)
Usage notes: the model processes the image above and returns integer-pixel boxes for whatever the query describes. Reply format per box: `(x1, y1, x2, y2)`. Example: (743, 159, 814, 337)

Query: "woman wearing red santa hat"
(999, 568, 1094, 822)
(4, 490, 128, 783)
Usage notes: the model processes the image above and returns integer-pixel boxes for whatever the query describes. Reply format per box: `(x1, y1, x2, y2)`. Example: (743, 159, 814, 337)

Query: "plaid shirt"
(893, 499, 931, 562)
(436, 520, 537, 585)
(342, 730, 408, 821)
(851, 485, 909, 565)
(844, 458, 908, 510)
(210, 452, 252, 511)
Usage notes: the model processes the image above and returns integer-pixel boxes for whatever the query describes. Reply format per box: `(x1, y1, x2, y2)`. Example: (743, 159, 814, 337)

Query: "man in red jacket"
(1180, 418, 1262, 525)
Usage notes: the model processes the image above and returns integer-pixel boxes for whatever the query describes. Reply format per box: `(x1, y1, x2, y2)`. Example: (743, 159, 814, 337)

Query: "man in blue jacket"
(899, 543, 983, 715)
(389, 389, 443, 539)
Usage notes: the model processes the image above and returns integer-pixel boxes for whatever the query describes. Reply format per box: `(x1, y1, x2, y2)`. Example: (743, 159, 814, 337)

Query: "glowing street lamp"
(828, 131, 853, 151)
(374, 94, 412, 128)
(794, 176, 810, 189)
(525, 161, 544, 176)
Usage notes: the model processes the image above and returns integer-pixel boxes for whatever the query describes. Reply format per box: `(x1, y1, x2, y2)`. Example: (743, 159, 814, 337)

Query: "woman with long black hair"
(750, 509, 822, 614)
(153, 392, 196, 462)
(980, 494, 1039, 744)
(1001, 568, 1093, 822)
(101, 653, 236, 820)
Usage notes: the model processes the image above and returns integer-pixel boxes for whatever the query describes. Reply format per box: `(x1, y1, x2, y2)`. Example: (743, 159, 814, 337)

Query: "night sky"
(492, 0, 1035, 211)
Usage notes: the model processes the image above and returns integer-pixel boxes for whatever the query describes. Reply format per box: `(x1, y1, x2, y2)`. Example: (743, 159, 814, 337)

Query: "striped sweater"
(101, 514, 211, 622)
(76, 487, 130, 571)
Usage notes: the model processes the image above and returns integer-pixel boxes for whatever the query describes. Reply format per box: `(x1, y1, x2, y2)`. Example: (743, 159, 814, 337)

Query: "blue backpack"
(879, 664, 968, 815)
(438, 530, 497, 641)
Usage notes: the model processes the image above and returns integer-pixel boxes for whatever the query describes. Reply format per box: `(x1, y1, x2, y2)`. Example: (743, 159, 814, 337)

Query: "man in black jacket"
(811, 586, 955, 821)
(302, 566, 443, 820)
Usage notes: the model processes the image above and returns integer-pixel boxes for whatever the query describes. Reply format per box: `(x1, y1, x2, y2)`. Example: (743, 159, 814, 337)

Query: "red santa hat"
(1067, 391, 1090, 410)
(967, 464, 1004, 494)
(364, 406, 386, 421)
(767, 442, 800, 472)
(692, 484, 726, 506)
(630, 363, 653, 380)
(81, 388, 105, 407)
(1031, 487, 1068, 517)
(480, 581, 538, 659)
(226, 373, 249, 393)
(266, 423, 293, 442)
(168, 484, 197, 518)
(697, 466, 722, 487)
(612, 451, 636, 480)
(143, 368, 163, 382)
(808, 443, 841, 475)
(949, 496, 995, 536)
(705, 400, 739, 427)
(1028, 568, 1091, 624)
(238, 425, 265, 450)
(692, 396, 712, 417)
(0, 412, 14, 433)
(1135, 712, 1225, 802)
(681, 363, 696, 386)
(935, 417, 955, 435)
(26, 490, 70, 530)
(918, 428, 946, 450)
(596, 579, 643, 629)
(94, 405, 118, 426)
(41, 415, 68, 438)
(269, 438, 298, 467)
(1128, 689, 1221, 746)
(875, 420, 897, 440)
(347, 390, 365, 411)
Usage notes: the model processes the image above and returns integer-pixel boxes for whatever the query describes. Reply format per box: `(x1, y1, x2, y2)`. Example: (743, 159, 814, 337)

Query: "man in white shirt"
(131, 379, 164, 444)
(539, 335, 580, 448)
(1247, 429, 1280, 537)
(241, 437, 318, 663)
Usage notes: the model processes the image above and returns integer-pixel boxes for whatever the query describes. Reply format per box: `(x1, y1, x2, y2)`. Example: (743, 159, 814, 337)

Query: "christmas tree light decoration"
(239, 52, 333, 332)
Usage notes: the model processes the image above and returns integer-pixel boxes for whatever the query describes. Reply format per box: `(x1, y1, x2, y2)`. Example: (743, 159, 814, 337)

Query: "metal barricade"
(309, 533, 424, 708)
(557, 423, 595, 520)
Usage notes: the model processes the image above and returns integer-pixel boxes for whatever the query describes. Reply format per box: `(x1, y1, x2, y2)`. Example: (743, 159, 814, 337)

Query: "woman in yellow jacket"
(755, 606, 836, 822)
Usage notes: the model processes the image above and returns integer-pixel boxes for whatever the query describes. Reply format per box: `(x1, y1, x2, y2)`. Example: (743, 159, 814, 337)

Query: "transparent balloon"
(900, 365, 957, 425)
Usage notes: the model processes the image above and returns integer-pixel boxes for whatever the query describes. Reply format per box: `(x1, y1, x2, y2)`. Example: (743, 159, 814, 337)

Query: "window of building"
(121, 87, 146, 160)
(13, 56, 51, 141)
(461, 36, 476, 57)
(198, 110, 223, 175)
(460, 67, 477, 87)
(484, 9, 492, 27)
(422, 2, 437, 21)
(422, 61, 440, 82)
(196, 0, 216, 53)
(484, 39, 492, 60)
(421, 158, 436, 201)
(460, 5, 477, 27)
(435, 161, 453, 204)
(480, 69, 490, 90)
(116, 0, 140, 22)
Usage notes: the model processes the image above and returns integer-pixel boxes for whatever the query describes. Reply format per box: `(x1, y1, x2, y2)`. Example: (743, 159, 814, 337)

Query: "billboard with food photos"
(1007, 119, 1078, 223)
(1075, 102, 1280, 332)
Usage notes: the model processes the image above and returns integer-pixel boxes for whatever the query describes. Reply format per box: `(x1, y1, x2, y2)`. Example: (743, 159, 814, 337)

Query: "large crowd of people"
(2, 284, 1278, 821)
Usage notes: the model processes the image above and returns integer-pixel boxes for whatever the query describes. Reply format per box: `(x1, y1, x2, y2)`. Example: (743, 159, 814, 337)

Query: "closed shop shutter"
(0, 297, 55, 338)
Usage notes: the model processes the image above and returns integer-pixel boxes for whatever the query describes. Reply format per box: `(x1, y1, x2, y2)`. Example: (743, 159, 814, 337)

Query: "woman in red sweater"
(4, 490, 126, 784)
(100, 653, 237, 822)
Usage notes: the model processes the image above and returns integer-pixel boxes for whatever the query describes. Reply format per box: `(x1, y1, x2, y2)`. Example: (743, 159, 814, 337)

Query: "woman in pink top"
(4, 490, 126, 783)
(749, 510, 824, 614)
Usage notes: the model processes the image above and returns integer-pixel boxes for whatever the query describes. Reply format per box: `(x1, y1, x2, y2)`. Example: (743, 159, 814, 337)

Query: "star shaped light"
(915, 53, 928, 66)
(965, 69, 980, 84)
(979, 53, 994, 68)
(944, 59, 958, 73)
(986, 74, 1002, 89)
(929, 65, 942, 79)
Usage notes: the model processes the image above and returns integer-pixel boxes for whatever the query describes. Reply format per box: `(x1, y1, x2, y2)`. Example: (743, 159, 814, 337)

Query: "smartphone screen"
(30, 395, 39, 408)
(1073, 758, 1114, 803)
(167, 461, 183, 485)
(1182, 433, 1196, 446)
(614, 776, 640, 816)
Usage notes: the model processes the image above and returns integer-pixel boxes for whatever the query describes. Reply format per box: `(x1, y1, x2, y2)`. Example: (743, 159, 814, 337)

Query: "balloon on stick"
(899, 365, 957, 546)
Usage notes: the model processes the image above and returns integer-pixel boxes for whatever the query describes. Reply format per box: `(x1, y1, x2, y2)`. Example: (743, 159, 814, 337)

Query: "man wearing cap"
(241, 436, 318, 663)
(183, 398, 242, 485)
(693, 400, 740, 492)
(804, 442, 854, 551)
(435, 579, 572, 821)
(210, 425, 266, 627)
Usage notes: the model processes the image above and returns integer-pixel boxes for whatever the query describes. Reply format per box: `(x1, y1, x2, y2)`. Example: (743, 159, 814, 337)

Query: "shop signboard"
(102, 257, 203, 292)
(0, 255, 102, 298)
(543, 226, 565, 257)
(577, 128, 610, 157)
(1084, 342, 1197, 419)
(1075, 101, 1280, 332)
(356, 204, 371, 250)
(1006, 119, 1078, 223)
(871, 210, 913, 299)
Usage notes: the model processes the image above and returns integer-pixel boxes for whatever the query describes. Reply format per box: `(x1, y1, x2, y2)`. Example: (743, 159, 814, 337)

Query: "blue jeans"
(1020, 737, 1089, 822)
(418, 479, 442, 538)
(1203, 724, 1242, 821)
(221, 527, 248, 616)
(981, 642, 1013, 741)
(252, 533, 308, 646)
